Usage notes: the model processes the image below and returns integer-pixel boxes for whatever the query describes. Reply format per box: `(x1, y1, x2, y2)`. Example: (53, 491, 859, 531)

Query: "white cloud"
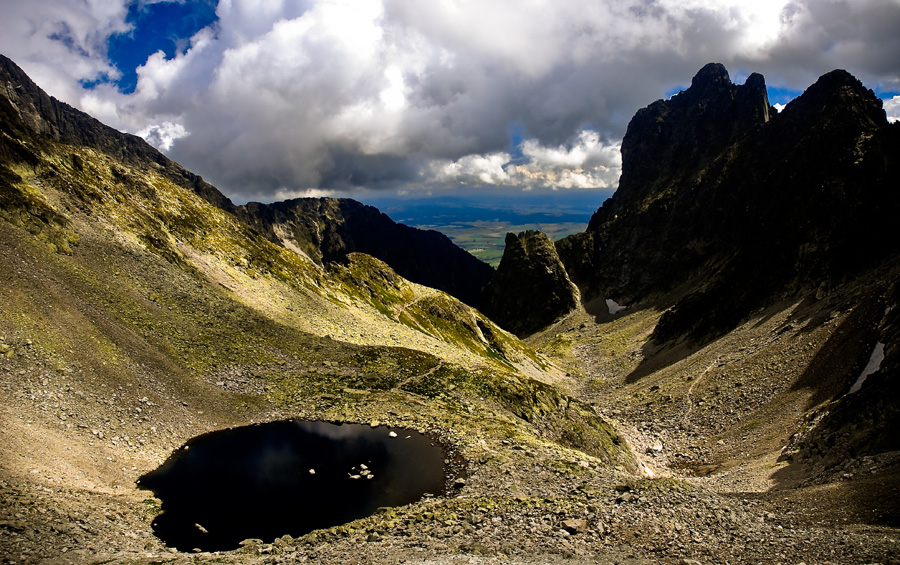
(0, 0, 130, 103)
(271, 187, 337, 200)
(884, 96, 900, 124)
(428, 130, 621, 191)
(137, 121, 190, 151)
(523, 131, 619, 171)
(432, 152, 512, 187)
(1, 0, 899, 201)
(512, 131, 621, 190)
(658, 0, 791, 51)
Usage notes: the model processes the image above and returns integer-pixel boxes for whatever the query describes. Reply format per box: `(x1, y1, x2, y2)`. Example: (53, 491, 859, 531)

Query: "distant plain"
(363, 192, 611, 266)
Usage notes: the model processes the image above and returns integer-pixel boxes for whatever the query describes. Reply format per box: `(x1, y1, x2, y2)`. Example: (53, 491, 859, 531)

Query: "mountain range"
(1, 53, 898, 563)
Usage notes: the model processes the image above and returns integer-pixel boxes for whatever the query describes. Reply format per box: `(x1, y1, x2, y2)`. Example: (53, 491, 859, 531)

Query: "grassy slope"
(0, 120, 641, 560)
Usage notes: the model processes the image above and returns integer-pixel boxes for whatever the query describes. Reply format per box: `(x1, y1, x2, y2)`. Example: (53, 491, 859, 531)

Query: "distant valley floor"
(362, 193, 608, 266)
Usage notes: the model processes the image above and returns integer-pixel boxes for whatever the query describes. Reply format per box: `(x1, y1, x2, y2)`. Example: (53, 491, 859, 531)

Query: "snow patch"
(849, 342, 885, 394)
(606, 299, 626, 315)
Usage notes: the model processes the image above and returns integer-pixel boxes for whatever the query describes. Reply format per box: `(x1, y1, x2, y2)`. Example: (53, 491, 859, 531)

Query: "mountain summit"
(480, 230, 579, 336)
(490, 63, 900, 506)
(612, 62, 772, 217)
(553, 63, 899, 341)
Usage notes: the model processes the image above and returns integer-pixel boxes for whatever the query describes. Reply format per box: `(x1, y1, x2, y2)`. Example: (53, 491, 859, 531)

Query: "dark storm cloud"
(1, 0, 898, 201)
(737, 0, 900, 90)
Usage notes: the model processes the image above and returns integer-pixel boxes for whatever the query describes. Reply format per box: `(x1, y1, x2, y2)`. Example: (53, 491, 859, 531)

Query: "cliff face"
(611, 62, 772, 217)
(556, 63, 774, 308)
(556, 63, 900, 342)
(542, 62, 900, 486)
(240, 198, 494, 307)
(480, 230, 579, 337)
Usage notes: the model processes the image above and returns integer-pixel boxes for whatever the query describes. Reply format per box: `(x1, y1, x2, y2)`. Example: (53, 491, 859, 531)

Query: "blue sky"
(766, 86, 803, 106)
(2, 0, 899, 203)
(107, 1, 217, 94)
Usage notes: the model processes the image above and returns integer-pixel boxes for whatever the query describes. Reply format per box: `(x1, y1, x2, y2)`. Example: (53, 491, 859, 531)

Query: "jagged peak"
(610, 63, 771, 217)
(812, 68, 865, 90)
(742, 72, 769, 104)
(744, 72, 766, 88)
(689, 62, 732, 93)
(782, 68, 885, 122)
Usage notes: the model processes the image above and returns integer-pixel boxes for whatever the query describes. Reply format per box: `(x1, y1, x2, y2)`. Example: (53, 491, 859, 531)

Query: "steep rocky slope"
(549, 62, 899, 474)
(556, 63, 900, 342)
(787, 278, 900, 469)
(551, 65, 900, 492)
(0, 56, 234, 213)
(496, 62, 900, 562)
(240, 198, 494, 307)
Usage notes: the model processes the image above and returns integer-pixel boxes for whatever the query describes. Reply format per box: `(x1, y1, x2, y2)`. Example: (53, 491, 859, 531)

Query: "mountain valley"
(1, 54, 899, 564)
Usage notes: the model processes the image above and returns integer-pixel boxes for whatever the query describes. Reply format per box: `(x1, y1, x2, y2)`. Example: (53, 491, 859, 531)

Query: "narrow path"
(681, 356, 720, 426)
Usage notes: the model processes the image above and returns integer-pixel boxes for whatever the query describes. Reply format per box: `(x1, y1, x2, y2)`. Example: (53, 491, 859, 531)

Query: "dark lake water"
(137, 420, 448, 552)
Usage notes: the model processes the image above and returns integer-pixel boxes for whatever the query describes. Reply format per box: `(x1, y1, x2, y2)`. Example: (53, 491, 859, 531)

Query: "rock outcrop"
(480, 230, 579, 336)
(240, 198, 494, 307)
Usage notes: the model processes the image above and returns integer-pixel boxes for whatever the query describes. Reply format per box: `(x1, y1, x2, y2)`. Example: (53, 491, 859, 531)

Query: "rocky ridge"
(611, 62, 772, 217)
(547, 64, 900, 494)
(0, 53, 493, 310)
(0, 56, 234, 213)
(556, 63, 900, 342)
(239, 198, 494, 307)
